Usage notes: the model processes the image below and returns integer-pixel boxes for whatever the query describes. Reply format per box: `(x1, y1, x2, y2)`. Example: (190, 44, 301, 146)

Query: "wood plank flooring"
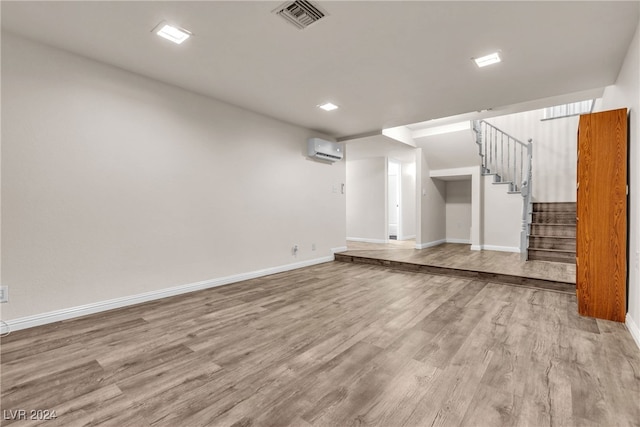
(341, 241, 576, 286)
(1, 262, 639, 426)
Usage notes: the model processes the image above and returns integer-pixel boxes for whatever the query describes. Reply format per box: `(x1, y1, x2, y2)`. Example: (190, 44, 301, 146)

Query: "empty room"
(1, 1, 640, 426)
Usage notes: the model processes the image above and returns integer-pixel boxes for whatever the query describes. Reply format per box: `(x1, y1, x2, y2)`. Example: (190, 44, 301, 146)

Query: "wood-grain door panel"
(576, 108, 627, 322)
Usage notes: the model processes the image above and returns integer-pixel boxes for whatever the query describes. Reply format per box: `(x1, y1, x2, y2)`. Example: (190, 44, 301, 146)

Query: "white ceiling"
(2, 1, 638, 139)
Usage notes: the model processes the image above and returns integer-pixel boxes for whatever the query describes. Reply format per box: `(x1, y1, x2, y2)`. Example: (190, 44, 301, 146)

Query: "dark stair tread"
(528, 248, 576, 254)
(528, 255, 576, 265)
(532, 204, 576, 213)
(532, 213, 576, 217)
(533, 202, 577, 208)
(532, 225, 576, 227)
(528, 204, 577, 262)
(529, 235, 576, 239)
(530, 223, 576, 226)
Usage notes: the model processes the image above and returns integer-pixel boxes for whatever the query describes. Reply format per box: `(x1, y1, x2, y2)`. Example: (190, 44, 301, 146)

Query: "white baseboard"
(626, 313, 640, 351)
(346, 237, 387, 244)
(0, 255, 334, 334)
(470, 245, 482, 251)
(331, 246, 348, 253)
(398, 235, 416, 241)
(446, 238, 471, 244)
(415, 239, 446, 250)
(480, 244, 521, 253)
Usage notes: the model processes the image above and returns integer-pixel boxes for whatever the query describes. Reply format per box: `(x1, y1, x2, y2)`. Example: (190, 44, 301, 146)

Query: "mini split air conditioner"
(307, 138, 343, 162)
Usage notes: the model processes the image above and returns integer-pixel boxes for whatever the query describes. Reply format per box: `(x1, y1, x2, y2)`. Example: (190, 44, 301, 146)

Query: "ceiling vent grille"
(273, 0, 326, 29)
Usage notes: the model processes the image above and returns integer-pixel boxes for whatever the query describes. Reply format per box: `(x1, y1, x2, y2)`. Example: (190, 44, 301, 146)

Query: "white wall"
(599, 18, 640, 348)
(346, 158, 387, 242)
(388, 161, 400, 237)
(487, 109, 578, 203)
(401, 161, 416, 239)
(1, 33, 346, 324)
(416, 148, 446, 248)
(482, 176, 522, 252)
(430, 167, 482, 250)
(344, 135, 415, 162)
(445, 180, 472, 243)
(345, 136, 417, 242)
(414, 128, 479, 170)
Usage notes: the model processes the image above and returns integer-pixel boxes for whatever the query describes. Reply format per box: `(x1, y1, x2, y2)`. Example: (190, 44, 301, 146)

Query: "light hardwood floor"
(343, 241, 576, 284)
(1, 262, 639, 426)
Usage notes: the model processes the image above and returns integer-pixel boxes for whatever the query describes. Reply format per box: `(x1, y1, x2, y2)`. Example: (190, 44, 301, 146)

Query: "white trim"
(626, 313, 640, 351)
(346, 237, 388, 244)
(0, 255, 334, 334)
(415, 239, 446, 250)
(480, 244, 521, 253)
(470, 245, 482, 251)
(445, 238, 471, 244)
(331, 246, 348, 253)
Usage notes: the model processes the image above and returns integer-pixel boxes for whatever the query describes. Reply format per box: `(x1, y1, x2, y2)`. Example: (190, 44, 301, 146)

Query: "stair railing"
(472, 120, 533, 260)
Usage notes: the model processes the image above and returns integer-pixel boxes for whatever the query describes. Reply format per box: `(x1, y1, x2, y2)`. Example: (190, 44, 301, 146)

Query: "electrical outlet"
(312, 243, 316, 251)
(0, 286, 8, 303)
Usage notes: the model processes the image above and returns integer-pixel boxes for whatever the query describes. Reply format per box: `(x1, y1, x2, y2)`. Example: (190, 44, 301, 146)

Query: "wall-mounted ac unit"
(307, 138, 343, 162)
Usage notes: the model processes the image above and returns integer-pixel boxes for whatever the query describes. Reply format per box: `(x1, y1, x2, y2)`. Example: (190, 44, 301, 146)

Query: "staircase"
(528, 202, 576, 264)
(472, 120, 577, 264)
(473, 120, 533, 260)
(472, 120, 532, 194)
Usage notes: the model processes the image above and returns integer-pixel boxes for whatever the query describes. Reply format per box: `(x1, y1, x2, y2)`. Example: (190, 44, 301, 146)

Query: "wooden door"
(576, 108, 627, 322)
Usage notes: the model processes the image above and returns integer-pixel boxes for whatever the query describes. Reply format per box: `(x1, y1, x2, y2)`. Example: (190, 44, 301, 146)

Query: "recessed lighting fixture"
(153, 22, 192, 45)
(318, 102, 339, 111)
(473, 52, 501, 68)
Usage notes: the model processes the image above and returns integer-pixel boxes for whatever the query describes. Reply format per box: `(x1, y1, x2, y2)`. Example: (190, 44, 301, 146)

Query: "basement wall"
(481, 176, 522, 252)
(1, 33, 346, 324)
(486, 109, 579, 203)
(416, 148, 446, 248)
(345, 138, 417, 243)
(599, 18, 640, 348)
(346, 158, 387, 243)
(445, 180, 472, 244)
(401, 162, 417, 240)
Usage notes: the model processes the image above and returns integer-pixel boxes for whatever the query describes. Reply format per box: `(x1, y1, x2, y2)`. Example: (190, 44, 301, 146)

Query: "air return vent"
(273, 0, 326, 29)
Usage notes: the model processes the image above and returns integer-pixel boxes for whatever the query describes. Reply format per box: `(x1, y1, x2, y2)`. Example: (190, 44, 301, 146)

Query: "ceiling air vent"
(273, 0, 326, 30)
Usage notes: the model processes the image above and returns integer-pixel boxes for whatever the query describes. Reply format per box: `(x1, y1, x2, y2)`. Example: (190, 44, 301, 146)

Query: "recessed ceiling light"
(318, 102, 339, 111)
(473, 52, 501, 68)
(153, 22, 192, 45)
